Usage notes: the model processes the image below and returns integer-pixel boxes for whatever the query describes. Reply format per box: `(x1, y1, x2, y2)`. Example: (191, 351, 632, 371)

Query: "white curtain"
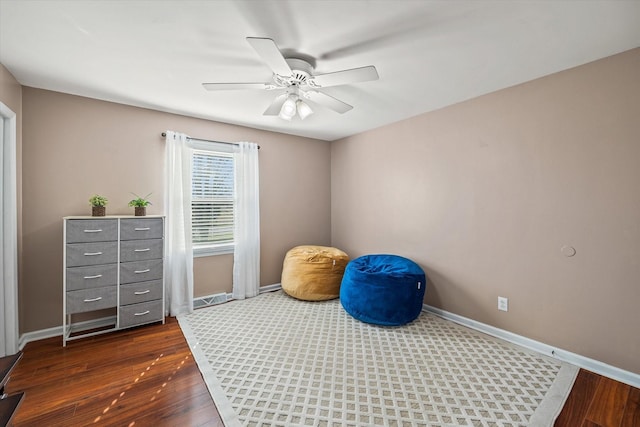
(164, 131, 194, 316)
(232, 142, 261, 299)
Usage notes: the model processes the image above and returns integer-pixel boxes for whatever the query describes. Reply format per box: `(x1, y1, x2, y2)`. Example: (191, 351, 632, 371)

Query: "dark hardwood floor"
(5, 318, 223, 426)
(556, 369, 640, 427)
(4, 317, 639, 426)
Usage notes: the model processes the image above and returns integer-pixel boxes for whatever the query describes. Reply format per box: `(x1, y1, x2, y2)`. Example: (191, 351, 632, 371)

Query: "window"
(191, 149, 234, 256)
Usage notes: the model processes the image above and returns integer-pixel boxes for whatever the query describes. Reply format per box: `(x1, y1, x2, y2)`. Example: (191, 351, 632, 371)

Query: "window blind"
(192, 150, 234, 247)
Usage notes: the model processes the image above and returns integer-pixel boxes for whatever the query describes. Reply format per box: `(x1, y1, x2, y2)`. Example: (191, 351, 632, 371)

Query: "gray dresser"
(63, 216, 165, 346)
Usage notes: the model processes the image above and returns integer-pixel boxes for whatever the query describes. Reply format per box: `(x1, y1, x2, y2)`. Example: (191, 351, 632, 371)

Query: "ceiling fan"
(202, 37, 379, 121)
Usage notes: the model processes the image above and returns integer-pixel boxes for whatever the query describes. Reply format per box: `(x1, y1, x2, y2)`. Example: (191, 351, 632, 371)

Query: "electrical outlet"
(498, 296, 509, 312)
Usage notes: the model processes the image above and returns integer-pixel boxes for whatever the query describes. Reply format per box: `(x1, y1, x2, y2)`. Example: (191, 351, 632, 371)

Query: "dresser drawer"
(66, 286, 117, 314)
(119, 300, 163, 328)
(120, 239, 163, 262)
(120, 259, 163, 284)
(120, 219, 163, 241)
(66, 264, 117, 290)
(66, 219, 118, 243)
(66, 242, 118, 267)
(120, 280, 163, 305)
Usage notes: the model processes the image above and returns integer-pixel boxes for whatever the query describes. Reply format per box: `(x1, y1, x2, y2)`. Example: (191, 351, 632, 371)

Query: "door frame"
(1, 101, 18, 356)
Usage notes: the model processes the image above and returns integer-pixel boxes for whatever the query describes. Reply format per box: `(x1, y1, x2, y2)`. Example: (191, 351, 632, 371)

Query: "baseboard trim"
(205, 283, 282, 306)
(19, 286, 285, 348)
(424, 304, 640, 389)
(259, 283, 282, 294)
(18, 316, 117, 350)
(227, 283, 282, 301)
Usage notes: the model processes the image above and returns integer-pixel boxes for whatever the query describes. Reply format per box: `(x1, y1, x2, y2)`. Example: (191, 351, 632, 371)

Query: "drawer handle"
(84, 274, 103, 279)
(84, 252, 103, 256)
(134, 248, 150, 252)
(134, 290, 150, 295)
(83, 297, 103, 302)
(134, 310, 150, 316)
(134, 227, 151, 231)
(83, 229, 103, 233)
(134, 269, 151, 274)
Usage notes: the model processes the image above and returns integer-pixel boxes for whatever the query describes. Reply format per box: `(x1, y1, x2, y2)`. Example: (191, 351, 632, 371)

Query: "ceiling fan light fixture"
(296, 99, 313, 120)
(279, 95, 297, 120)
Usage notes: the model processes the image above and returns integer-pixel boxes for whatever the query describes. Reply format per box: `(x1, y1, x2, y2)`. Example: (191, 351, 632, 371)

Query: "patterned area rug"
(178, 291, 577, 427)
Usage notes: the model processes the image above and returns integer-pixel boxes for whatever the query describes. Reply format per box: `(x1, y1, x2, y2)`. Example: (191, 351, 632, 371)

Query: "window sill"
(194, 244, 234, 258)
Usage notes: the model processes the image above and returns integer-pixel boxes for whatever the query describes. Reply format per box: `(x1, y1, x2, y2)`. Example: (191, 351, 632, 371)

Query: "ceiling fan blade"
(263, 94, 287, 115)
(202, 82, 271, 91)
(305, 91, 353, 114)
(310, 66, 379, 88)
(246, 37, 292, 76)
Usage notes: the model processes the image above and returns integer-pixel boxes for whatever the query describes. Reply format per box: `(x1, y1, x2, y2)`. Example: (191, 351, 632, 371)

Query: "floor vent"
(193, 293, 229, 309)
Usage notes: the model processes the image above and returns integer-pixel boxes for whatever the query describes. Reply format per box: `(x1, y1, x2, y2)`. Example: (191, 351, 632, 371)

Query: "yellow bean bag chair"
(281, 245, 349, 301)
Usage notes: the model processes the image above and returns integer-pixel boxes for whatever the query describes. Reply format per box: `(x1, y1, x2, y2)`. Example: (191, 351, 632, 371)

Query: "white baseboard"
(259, 283, 282, 294)
(202, 283, 282, 305)
(424, 304, 640, 389)
(19, 326, 60, 349)
(19, 316, 117, 350)
(18, 286, 285, 348)
(226, 283, 283, 301)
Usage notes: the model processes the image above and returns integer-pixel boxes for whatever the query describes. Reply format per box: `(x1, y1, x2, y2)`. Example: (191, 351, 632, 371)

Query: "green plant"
(128, 192, 152, 208)
(89, 194, 108, 207)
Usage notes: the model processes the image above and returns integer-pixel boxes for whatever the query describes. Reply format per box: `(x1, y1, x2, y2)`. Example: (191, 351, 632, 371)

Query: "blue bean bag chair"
(340, 254, 426, 326)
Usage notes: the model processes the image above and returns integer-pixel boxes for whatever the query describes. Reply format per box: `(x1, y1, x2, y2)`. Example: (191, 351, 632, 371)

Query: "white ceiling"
(1, 1, 639, 141)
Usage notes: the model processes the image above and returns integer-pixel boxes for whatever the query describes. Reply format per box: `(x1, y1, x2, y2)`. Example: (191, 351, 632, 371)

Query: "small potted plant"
(89, 194, 108, 216)
(128, 192, 152, 216)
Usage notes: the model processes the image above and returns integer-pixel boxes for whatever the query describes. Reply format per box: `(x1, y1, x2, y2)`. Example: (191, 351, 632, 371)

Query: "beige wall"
(331, 48, 640, 374)
(21, 88, 331, 332)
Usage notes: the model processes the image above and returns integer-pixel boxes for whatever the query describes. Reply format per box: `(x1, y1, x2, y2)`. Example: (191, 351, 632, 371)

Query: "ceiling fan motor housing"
(274, 57, 315, 87)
